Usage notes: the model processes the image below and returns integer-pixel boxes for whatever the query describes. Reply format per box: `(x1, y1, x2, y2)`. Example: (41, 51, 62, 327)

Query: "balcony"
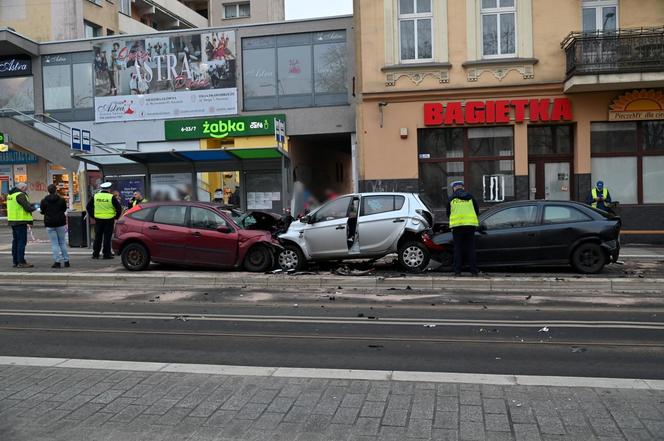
(561, 26, 664, 93)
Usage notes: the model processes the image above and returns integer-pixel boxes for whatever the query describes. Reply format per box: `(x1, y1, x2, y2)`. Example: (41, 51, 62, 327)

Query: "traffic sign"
(82, 130, 91, 152)
(71, 128, 81, 150)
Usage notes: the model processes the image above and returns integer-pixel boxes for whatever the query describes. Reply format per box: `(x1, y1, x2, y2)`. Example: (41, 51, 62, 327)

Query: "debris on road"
(174, 315, 188, 322)
(357, 313, 364, 317)
(333, 264, 374, 276)
(571, 346, 587, 353)
(525, 295, 532, 300)
(538, 326, 550, 333)
(368, 344, 383, 349)
(423, 324, 437, 328)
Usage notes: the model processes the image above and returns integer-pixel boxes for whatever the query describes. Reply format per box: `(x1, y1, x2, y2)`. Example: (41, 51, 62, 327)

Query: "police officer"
(86, 182, 122, 259)
(7, 182, 37, 268)
(586, 180, 612, 212)
(446, 181, 480, 276)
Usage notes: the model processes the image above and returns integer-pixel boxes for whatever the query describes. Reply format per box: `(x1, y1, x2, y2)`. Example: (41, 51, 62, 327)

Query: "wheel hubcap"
(279, 250, 298, 270)
(403, 246, 424, 268)
(128, 249, 143, 267)
(581, 249, 600, 267)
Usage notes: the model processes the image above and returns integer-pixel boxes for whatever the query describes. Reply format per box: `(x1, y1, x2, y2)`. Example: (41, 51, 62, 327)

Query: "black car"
(428, 200, 621, 274)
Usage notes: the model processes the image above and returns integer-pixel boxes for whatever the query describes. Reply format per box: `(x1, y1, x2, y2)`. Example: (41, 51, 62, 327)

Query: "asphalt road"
(1, 284, 663, 380)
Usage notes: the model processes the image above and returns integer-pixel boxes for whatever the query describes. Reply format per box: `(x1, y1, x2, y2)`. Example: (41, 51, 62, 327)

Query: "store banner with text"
(93, 30, 237, 122)
(164, 114, 286, 140)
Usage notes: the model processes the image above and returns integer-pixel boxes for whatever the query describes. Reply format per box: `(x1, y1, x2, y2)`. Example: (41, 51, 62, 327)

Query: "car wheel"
(571, 242, 606, 274)
(398, 241, 430, 273)
(244, 245, 273, 272)
(121, 243, 150, 271)
(278, 244, 305, 271)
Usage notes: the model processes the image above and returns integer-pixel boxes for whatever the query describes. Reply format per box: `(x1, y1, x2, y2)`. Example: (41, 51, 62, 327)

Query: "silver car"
(277, 193, 434, 272)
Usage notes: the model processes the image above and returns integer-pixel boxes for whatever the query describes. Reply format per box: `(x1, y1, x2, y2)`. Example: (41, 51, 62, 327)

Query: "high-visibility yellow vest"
(7, 192, 33, 222)
(94, 192, 116, 219)
(449, 198, 479, 228)
(130, 198, 147, 208)
(591, 188, 608, 208)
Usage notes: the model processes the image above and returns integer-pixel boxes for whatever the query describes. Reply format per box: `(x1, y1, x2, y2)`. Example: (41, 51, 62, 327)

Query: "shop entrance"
(527, 124, 574, 201)
(528, 161, 572, 200)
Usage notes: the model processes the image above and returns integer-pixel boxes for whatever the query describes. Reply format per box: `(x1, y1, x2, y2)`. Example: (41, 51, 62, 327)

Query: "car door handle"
(191, 232, 201, 237)
(148, 225, 160, 231)
(335, 225, 346, 230)
(393, 219, 405, 223)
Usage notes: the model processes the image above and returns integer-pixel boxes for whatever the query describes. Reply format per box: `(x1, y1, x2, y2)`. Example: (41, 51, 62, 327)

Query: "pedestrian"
(586, 180, 612, 212)
(40, 184, 69, 268)
(7, 182, 37, 268)
(86, 182, 122, 260)
(446, 181, 480, 277)
(228, 186, 240, 206)
(128, 190, 147, 208)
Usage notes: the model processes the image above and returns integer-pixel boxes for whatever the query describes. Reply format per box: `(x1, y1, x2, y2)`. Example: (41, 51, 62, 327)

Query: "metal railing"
(0, 108, 120, 154)
(561, 26, 664, 78)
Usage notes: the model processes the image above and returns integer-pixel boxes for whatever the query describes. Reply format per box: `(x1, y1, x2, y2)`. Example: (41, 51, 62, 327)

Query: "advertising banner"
(93, 31, 237, 122)
(164, 114, 286, 140)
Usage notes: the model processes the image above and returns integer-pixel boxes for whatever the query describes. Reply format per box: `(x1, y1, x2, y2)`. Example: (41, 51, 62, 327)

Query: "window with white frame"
(224, 2, 250, 19)
(481, 0, 516, 58)
(582, 0, 617, 32)
(119, 0, 131, 15)
(398, 0, 433, 62)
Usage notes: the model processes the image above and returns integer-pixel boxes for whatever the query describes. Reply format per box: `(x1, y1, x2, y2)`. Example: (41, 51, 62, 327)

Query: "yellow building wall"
(0, 0, 56, 42)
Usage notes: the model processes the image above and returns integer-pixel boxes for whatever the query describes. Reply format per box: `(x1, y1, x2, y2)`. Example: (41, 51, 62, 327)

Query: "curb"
(1, 356, 662, 390)
(1, 272, 663, 294)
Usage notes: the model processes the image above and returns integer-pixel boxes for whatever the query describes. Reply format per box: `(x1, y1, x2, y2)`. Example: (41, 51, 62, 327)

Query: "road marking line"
(0, 356, 661, 390)
(1, 309, 663, 329)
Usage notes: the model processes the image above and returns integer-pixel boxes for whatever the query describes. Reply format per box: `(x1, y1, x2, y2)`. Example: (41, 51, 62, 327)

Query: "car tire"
(398, 241, 430, 273)
(277, 244, 306, 271)
(244, 245, 273, 272)
(571, 242, 606, 274)
(121, 243, 150, 271)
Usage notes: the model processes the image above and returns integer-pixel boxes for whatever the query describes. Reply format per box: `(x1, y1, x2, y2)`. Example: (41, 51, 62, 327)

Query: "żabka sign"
(423, 98, 573, 126)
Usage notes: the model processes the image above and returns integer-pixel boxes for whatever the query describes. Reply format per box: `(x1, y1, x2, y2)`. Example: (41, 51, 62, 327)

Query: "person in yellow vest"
(7, 182, 37, 268)
(446, 181, 480, 277)
(86, 182, 122, 259)
(586, 180, 612, 212)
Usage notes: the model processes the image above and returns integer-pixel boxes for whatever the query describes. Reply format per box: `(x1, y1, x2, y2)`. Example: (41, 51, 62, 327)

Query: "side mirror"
(216, 225, 231, 233)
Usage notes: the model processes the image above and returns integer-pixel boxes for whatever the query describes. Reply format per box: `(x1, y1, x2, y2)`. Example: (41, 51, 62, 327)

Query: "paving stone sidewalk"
(1, 364, 663, 441)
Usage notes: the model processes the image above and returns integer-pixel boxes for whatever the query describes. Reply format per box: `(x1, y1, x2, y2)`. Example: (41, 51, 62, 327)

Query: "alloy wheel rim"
(279, 249, 298, 269)
(128, 249, 144, 267)
(403, 246, 424, 268)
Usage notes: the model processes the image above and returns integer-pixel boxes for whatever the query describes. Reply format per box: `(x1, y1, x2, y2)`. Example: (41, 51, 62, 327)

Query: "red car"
(112, 201, 281, 272)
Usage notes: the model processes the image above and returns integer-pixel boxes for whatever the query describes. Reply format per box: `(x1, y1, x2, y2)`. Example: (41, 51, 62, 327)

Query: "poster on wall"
(93, 31, 237, 122)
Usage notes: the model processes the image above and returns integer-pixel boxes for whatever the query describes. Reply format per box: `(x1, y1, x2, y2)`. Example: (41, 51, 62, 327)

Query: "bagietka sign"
(423, 98, 573, 126)
(0, 55, 31, 78)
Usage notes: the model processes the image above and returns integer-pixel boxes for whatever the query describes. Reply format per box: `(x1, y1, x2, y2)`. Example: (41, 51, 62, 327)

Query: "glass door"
(544, 162, 571, 201)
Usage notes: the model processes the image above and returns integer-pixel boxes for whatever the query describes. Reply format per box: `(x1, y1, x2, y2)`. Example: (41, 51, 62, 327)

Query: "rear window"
(127, 207, 155, 221)
(361, 195, 405, 216)
(152, 206, 187, 226)
(543, 206, 591, 224)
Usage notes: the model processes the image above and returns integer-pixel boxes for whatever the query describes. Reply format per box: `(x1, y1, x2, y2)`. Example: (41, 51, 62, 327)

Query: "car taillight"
(124, 204, 142, 217)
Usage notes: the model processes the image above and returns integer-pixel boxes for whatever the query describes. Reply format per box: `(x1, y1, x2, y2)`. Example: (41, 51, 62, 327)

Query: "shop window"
(582, 0, 617, 33)
(418, 127, 514, 211)
(0, 77, 34, 113)
(242, 31, 347, 111)
(468, 127, 513, 157)
(528, 125, 572, 155)
(591, 157, 637, 204)
(643, 156, 664, 204)
(398, 0, 433, 62)
(44, 65, 72, 110)
(481, 0, 516, 58)
(590, 121, 664, 204)
(591, 122, 637, 153)
(72, 63, 93, 108)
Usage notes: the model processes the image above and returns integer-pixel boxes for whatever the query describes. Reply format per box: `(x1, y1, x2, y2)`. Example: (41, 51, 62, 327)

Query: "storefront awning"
(73, 147, 289, 169)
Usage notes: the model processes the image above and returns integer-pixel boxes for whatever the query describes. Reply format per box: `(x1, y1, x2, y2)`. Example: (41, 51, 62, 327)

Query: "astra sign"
(423, 98, 573, 126)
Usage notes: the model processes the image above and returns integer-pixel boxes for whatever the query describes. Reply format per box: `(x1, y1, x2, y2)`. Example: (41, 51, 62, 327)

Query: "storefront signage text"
(0, 150, 38, 165)
(0, 56, 31, 77)
(608, 90, 664, 121)
(165, 114, 286, 140)
(423, 98, 573, 126)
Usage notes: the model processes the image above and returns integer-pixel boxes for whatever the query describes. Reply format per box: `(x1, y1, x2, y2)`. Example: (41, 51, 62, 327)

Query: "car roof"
(488, 200, 591, 208)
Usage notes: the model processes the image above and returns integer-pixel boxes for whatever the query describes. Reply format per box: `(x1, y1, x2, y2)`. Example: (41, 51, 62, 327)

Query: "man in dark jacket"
(40, 184, 69, 268)
(446, 181, 480, 276)
(7, 182, 36, 268)
(86, 182, 122, 259)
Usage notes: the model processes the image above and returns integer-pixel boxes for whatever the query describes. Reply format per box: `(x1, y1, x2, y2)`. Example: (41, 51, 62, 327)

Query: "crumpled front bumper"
(601, 239, 620, 263)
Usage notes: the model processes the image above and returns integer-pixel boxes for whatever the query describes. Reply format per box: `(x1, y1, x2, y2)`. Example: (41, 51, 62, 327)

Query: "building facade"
(355, 0, 664, 242)
(210, 0, 285, 27)
(0, 15, 354, 217)
(0, 0, 210, 41)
